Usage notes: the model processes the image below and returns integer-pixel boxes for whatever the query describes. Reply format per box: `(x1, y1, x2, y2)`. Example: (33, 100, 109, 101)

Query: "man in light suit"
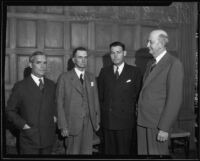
(6, 51, 57, 154)
(56, 47, 100, 154)
(137, 29, 184, 155)
(98, 41, 142, 155)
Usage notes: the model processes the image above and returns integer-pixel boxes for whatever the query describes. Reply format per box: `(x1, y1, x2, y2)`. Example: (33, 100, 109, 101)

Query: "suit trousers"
(65, 116, 93, 154)
(137, 125, 169, 155)
(103, 128, 133, 155)
(20, 145, 53, 155)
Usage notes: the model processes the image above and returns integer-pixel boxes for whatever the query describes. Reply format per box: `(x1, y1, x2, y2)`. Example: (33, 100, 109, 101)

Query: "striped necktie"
(39, 79, 44, 91)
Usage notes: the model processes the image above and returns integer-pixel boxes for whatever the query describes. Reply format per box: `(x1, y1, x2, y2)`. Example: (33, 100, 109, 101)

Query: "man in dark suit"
(6, 51, 57, 154)
(137, 29, 184, 155)
(98, 41, 142, 155)
(56, 47, 100, 154)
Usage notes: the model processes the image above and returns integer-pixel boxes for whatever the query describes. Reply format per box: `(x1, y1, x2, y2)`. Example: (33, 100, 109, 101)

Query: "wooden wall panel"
(162, 27, 177, 51)
(45, 6, 64, 14)
(71, 23, 88, 48)
(119, 25, 136, 52)
(6, 20, 9, 48)
(5, 55, 10, 83)
(15, 6, 37, 13)
(44, 21, 64, 49)
(95, 23, 112, 51)
(46, 55, 64, 83)
(95, 56, 104, 77)
(16, 19, 37, 48)
(17, 55, 30, 81)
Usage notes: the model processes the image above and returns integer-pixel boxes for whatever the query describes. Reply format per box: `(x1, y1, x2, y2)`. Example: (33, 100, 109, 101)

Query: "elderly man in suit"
(56, 47, 100, 154)
(98, 41, 142, 155)
(137, 29, 184, 155)
(6, 51, 57, 154)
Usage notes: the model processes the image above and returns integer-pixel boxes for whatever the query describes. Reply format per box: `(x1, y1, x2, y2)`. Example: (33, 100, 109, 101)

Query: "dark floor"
(4, 145, 199, 159)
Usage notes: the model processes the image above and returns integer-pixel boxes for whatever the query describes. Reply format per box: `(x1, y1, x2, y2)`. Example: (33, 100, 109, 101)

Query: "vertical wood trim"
(88, 22, 95, 50)
(37, 20, 44, 50)
(64, 21, 70, 50)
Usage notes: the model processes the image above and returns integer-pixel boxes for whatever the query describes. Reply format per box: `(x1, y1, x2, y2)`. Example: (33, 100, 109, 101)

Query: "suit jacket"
(98, 63, 142, 130)
(137, 52, 184, 132)
(6, 76, 56, 148)
(56, 69, 100, 136)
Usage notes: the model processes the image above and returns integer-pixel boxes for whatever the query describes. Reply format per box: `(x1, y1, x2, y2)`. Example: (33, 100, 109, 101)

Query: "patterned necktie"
(115, 66, 119, 80)
(39, 79, 44, 91)
(80, 74, 83, 84)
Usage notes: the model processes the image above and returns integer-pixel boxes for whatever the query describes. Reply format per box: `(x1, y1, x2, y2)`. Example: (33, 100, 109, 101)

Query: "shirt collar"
(155, 50, 167, 64)
(113, 62, 125, 75)
(74, 67, 85, 79)
(31, 74, 44, 86)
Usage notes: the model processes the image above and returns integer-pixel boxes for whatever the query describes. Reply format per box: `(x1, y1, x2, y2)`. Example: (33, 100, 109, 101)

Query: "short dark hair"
(72, 47, 87, 57)
(29, 51, 46, 63)
(109, 41, 125, 50)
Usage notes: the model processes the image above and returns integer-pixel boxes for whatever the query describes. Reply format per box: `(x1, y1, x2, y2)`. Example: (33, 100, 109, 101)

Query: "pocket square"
(91, 82, 94, 87)
(126, 79, 131, 83)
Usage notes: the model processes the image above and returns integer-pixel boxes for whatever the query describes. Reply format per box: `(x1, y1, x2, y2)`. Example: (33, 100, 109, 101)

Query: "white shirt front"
(31, 74, 44, 86)
(74, 67, 85, 80)
(155, 50, 167, 64)
(113, 62, 125, 75)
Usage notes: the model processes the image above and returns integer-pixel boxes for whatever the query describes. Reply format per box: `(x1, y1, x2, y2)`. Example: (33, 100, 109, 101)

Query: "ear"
(123, 51, 127, 56)
(72, 57, 75, 63)
(29, 62, 32, 68)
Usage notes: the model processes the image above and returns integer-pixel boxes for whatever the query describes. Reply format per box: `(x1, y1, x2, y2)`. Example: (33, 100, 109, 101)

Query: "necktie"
(115, 66, 119, 80)
(39, 79, 44, 91)
(149, 58, 156, 72)
(80, 74, 84, 84)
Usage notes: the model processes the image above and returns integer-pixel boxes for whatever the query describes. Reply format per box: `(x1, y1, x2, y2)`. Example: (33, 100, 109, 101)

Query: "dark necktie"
(80, 74, 83, 84)
(150, 58, 156, 72)
(115, 66, 119, 80)
(39, 79, 44, 91)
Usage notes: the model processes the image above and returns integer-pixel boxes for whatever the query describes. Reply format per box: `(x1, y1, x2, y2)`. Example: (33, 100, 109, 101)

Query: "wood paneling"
(95, 23, 112, 51)
(6, 20, 9, 48)
(5, 55, 10, 83)
(119, 25, 136, 52)
(17, 55, 29, 81)
(45, 6, 64, 14)
(46, 55, 64, 83)
(71, 23, 88, 48)
(44, 21, 64, 49)
(16, 19, 37, 48)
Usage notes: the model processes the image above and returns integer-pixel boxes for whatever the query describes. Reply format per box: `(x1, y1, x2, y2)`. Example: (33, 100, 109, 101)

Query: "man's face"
(147, 32, 162, 57)
(30, 55, 47, 78)
(73, 50, 88, 71)
(110, 46, 126, 66)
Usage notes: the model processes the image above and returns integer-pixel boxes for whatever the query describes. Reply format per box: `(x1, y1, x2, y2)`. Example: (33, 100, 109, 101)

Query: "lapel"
(142, 53, 170, 89)
(84, 72, 92, 98)
(70, 69, 83, 95)
(117, 63, 128, 82)
(26, 76, 44, 97)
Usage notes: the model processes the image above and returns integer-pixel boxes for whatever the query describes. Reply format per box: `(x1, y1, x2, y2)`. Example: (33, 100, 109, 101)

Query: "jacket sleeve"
(6, 83, 27, 129)
(158, 60, 184, 132)
(56, 74, 68, 130)
(94, 77, 101, 126)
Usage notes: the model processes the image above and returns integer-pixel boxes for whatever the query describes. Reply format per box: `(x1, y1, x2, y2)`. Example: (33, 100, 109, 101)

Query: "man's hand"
(96, 124, 100, 131)
(23, 124, 31, 130)
(61, 128, 69, 137)
(157, 130, 168, 142)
